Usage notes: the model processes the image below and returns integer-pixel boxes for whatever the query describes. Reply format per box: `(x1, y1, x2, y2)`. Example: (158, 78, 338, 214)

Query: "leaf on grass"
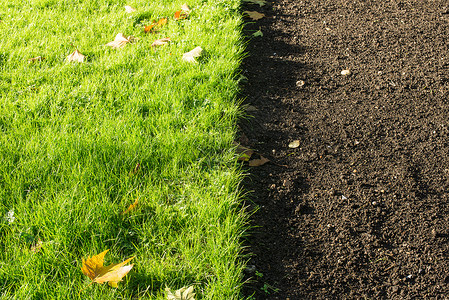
(106, 33, 135, 48)
(174, 4, 190, 20)
(122, 199, 139, 215)
(145, 18, 167, 33)
(244, 11, 265, 20)
(243, 0, 266, 6)
(28, 56, 44, 63)
(151, 37, 171, 47)
(288, 140, 300, 148)
(166, 285, 196, 300)
(81, 249, 135, 287)
(66, 49, 85, 62)
(124, 5, 136, 13)
(182, 46, 203, 63)
(252, 30, 263, 37)
(249, 155, 270, 167)
(181, 4, 191, 13)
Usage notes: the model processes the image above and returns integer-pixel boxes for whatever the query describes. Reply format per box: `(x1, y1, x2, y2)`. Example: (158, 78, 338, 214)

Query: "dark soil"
(240, 0, 449, 299)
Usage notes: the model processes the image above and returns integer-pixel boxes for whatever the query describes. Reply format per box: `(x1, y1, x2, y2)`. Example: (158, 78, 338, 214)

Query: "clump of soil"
(240, 0, 449, 298)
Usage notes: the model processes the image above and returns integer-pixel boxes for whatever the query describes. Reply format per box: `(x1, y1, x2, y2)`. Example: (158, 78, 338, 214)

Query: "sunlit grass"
(0, 0, 247, 298)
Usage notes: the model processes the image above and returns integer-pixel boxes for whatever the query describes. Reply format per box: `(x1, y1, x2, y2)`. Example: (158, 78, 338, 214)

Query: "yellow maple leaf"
(81, 249, 135, 287)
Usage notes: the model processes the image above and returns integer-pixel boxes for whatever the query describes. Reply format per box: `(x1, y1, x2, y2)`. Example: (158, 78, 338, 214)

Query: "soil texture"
(240, 0, 449, 298)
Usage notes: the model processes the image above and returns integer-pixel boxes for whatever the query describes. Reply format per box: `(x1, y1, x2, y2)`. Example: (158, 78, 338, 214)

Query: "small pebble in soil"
(341, 195, 347, 200)
(296, 80, 305, 87)
(341, 69, 351, 76)
(289, 140, 300, 148)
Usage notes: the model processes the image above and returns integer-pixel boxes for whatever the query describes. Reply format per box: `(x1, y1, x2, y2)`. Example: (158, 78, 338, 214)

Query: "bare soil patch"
(240, 0, 449, 298)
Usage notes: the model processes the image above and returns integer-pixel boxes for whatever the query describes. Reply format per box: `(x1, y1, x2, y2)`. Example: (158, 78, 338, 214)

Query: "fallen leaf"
(181, 4, 191, 13)
(66, 49, 85, 62)
(244, 11, 265, 20)
(243, 0, 266, 6)
(151, 37, 171, 47)
(182, 46, 203, 63)
(252, 30, 263, 37)
(124, 5, 136, 13)
(288, 140, 300, 148)
(106, 33, 135, 48)
(235, 143, 254, 161)
(145, 18, 167, 33)
(81, 249, 135, 287)
(249, 155, 270, 167)
(28, 56, 44, 63)
(122, 199, 138, 215)
(246, 105, 257, 112)
(174, 10, 188, 20)
(166, 285, 196, 300)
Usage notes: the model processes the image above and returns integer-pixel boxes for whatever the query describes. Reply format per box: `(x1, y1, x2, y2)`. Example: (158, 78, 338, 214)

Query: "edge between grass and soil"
(0, 0, 251, 298)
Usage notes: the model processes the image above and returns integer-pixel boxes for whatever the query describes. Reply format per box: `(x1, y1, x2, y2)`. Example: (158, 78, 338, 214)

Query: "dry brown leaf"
(66, 49, 85, 62)
(106, 33, 134, 48)
(151, 38, 171, 47)
(244, 11, 265, 20)
(182, 46, 203, 63)
(243, 0, 266, 6)
(122, 199, 139, 215)
(249, 155, 270, 167)
(81, 249, 135, 287)
(124, 5, 136, 13)
(28, 56, 44, 63)
(181, 4, 191, 13)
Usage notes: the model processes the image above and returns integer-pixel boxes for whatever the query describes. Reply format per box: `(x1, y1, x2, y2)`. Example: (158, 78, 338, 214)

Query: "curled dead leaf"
(182, 46, 203, 63)
(151, 38, 171, 47)
(66, 49, 85, 62)
(106, 33, 135, 48)
(244, 11, 265, 20)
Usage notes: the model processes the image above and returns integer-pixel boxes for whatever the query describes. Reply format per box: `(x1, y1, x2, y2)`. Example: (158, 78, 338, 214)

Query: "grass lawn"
(0, 0, 247, 298)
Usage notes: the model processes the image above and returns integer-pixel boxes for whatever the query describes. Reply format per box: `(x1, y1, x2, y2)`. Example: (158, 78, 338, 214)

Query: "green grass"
(0, 0, 248, 298)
